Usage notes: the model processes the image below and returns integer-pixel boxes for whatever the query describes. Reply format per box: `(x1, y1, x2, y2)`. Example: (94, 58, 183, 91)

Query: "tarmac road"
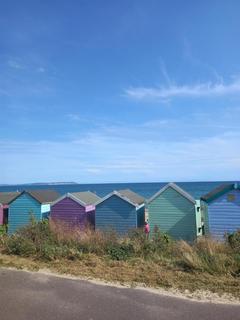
(0, 268, 239, 320)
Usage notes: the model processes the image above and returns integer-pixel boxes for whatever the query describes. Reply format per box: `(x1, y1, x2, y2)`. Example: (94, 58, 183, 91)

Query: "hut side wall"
(51, 197, 91, 229)
(95, 195, 137, 235)
(148, 187, 197, 241)
(207, 189, 240, 239)
(8, 193, 41, 234)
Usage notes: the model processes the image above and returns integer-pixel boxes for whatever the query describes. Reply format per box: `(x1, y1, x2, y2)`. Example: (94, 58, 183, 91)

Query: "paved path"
(0, 268, 239, 320)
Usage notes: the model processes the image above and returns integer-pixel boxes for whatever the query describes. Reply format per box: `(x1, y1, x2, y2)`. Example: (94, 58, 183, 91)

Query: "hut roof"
(148, 182, 196, 204)
(201, 183, 240, 203)
(0, 192, 20, 205)
(118, 189, 145, 205)
(95, 189, 145, 208)
(9, 190, 60, 204)
(71, 191, 101, 205)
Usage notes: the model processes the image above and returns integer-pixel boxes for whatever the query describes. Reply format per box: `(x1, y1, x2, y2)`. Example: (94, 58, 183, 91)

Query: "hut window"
(227, 194, 235, 202)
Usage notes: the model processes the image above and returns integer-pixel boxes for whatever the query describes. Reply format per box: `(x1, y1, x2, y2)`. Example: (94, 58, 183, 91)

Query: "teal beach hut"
(148, 183, 197, 241)
(95, 189, 145, 235)
(8, 190, 60, 234)
(201, 183, 240, 239)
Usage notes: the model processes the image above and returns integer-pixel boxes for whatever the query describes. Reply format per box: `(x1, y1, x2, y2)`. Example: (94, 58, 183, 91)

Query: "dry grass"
(0, 252, 239, 299)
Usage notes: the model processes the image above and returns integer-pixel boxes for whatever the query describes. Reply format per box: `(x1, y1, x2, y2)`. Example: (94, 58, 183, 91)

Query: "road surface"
(0, 268, 239, 320)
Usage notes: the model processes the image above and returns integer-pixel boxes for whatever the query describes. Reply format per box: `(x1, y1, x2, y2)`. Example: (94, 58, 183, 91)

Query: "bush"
(227, 230, 240, 252)
(107, 242, 134, 261)
(17, 219, 56, 247)
(39, 244, 83, 261)
(0, 225, 7, 235)
(5, 235, 36, 257)
(151, 226, 173, 252)
(127, 227, 173, 259)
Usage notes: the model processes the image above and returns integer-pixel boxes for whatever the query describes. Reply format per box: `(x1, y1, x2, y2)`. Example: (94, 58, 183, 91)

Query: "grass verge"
(0, 220, 239, 300)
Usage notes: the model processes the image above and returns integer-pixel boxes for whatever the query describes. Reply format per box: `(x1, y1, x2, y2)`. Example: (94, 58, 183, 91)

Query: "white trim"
(148, 182, 196, 204)
(95, 190, 143, 209)
(51, 193, 87, 207)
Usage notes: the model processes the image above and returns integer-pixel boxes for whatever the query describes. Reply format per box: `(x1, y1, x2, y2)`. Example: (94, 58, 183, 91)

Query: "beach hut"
(50, 191, 101, 229)
(95, 189, 145, 235)
(201, 183, 240, 239)
(148, 183, 197, 241)
(0, 192, 20, 226)
(8, 190, 60, 234)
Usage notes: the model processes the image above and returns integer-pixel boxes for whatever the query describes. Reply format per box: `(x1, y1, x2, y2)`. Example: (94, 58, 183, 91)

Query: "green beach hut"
(148, 183, 197, 241)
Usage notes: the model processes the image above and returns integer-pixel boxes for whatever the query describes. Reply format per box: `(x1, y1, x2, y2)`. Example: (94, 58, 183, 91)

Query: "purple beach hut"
(50, 191, 101, 230)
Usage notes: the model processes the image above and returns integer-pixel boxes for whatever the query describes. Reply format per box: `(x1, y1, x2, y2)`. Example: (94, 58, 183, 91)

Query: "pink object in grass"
(144, 223, 150, 234)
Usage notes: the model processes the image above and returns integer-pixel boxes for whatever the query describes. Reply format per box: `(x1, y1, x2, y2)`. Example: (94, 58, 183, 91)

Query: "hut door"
(3, 208, 8, 225)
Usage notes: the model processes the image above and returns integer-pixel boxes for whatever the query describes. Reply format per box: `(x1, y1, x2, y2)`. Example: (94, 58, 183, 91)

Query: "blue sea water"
(0, 181, 238, 199)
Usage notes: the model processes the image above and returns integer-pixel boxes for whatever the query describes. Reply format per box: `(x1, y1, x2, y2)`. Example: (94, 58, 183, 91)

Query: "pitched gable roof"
(71, 191, 101, 205)
(27, 190, 60, 203)
(0, 192, 20, 205)
(51, 191, 101, 207)
(201, 183, 239, 203)
(148, 182, 196, 204)
(118, 189, 145, 205)
(95, 190, 145, 208)
(9, 189, 60, 204)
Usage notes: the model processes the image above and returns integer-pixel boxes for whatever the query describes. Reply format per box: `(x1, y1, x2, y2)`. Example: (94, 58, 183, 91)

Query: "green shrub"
(151, 227, 172, 252)
(0, 225, 7, 235)
(39, 243, 83, 261)
(227, 230, 240, 252)
(5, 235, 36, 257)
(107, 242, 134, 261)
(127, 227, 173, 259)
(17, 219, 56, 247)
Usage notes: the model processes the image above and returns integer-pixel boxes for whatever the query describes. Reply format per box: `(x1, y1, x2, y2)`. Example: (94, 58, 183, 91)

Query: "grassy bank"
(0, 220, 239, 299)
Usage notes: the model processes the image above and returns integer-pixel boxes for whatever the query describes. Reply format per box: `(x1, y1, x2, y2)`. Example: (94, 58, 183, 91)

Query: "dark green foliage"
(0, 225, 7, 235)
(227, 230, 240, 252)
(127, 227, 173, 258)
(5, 235, 36, 257)
(107, 242, 134, 261)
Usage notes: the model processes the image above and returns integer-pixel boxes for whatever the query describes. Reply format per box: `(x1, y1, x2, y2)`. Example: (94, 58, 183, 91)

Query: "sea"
(0, 181, 238, 199)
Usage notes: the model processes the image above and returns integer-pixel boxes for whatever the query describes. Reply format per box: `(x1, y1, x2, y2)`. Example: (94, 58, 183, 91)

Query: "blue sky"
(1, 0, 240, 184)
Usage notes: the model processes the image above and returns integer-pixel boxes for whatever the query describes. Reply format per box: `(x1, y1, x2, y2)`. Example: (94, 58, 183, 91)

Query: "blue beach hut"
(201, 183, 240, 239)
(95, 189, 145, 235)
(8, 190, 60, 234)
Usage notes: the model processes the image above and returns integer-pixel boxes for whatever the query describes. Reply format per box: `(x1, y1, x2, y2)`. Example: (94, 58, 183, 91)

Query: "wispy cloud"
(66, 113, 90, 122)
(7, 60, 25, 70)
(125, 78, 240, 101)
(0, 129, 240, 184)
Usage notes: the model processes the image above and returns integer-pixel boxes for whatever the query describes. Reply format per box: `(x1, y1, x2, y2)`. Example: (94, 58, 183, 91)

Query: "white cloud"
(7, 60, 25, 70)
(125, 78, 240, 101)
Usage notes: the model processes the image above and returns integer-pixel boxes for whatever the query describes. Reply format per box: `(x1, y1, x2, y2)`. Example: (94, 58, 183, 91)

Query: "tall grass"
(0, 219, 239, 277)
(176, 238, 239, 275)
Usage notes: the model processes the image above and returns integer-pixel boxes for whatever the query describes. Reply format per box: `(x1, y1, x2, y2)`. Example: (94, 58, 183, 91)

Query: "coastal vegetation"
(0, 219, 239, 299)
